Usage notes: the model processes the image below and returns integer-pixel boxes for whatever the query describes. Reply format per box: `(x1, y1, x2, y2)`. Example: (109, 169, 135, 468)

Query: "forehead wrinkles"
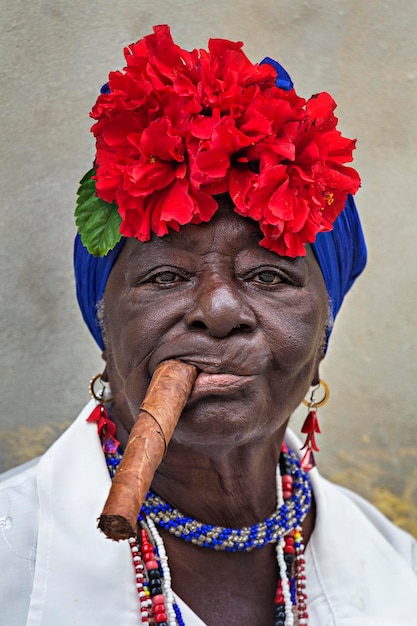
(124, 221, 263, 263)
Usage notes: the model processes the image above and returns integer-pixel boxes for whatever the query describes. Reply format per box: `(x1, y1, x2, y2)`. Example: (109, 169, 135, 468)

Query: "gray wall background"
(1, 1, 416, 535)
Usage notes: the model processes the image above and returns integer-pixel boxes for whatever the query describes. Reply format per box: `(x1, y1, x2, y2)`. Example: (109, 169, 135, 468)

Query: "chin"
(171, 395, 282, 450)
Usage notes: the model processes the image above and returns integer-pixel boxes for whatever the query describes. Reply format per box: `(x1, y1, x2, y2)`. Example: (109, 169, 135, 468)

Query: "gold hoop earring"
(300, 379, 329, 471)
(89, 373, 113, 403)
(302, 379, 329, 409)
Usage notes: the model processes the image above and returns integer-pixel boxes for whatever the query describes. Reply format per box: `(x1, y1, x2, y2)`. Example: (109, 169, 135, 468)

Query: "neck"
(152, 422, 288, 529)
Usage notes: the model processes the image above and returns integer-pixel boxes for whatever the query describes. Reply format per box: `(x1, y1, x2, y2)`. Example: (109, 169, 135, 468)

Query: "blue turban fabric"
(312, 194, 366, 324)
(74, 236, 124, 351)
(74, 56, 367, 351)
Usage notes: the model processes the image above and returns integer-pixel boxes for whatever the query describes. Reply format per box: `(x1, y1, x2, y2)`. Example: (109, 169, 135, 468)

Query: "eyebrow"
(126, 237, 174, 262)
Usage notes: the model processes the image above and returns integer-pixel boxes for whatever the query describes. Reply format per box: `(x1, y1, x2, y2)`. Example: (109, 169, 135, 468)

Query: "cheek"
(264, 322, 324, 417)
(264, 296, 327, 372)
(106, 294, 164, 367)
(104, 292, 186, 407)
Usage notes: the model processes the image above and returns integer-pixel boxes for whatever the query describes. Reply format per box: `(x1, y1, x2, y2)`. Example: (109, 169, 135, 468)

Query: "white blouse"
(1, 400, 416, 625)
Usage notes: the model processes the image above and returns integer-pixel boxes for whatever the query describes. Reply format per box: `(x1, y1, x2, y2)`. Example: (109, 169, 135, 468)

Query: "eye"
(253, 270, 283, 285)
(127, 262, 192, 289)
(151, 271, 184, 285)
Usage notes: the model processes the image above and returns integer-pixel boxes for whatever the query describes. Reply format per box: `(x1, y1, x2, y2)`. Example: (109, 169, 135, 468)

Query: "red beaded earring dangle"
(300, 379, 329, 471)
(87, 373, 119, 453)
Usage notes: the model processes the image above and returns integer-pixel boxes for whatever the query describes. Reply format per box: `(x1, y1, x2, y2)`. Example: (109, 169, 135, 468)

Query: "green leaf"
(75, 169, 122, 256)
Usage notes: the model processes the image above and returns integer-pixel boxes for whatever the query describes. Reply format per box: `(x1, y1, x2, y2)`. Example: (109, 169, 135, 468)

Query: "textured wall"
(1, 0, 416, 534)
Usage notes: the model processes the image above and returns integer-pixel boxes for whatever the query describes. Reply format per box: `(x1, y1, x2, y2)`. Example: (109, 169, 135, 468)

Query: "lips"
(149, 347, 265, 378)
(146, 336, 270, 403)
(189, 371, 256, 400)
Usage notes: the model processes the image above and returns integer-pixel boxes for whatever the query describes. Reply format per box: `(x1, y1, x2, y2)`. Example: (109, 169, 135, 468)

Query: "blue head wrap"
(74, 57, 366, 351)
(312, 194, 366, 324)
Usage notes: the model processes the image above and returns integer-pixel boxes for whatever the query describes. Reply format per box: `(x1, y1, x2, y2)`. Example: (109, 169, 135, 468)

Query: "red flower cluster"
(91, 24, 360, 257)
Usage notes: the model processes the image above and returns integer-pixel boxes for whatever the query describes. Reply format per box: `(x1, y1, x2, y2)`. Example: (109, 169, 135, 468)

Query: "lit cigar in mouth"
(98, 359, 198, 541)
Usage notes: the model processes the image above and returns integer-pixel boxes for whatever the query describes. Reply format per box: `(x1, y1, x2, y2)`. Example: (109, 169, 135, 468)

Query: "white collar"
(28, 400, 139, 625)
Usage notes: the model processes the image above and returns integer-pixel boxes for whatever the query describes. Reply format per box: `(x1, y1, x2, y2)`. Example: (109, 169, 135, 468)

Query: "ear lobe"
(311, 371, 321, 387)
(311, 339, 326, 386)
(101, 361, 109, 382)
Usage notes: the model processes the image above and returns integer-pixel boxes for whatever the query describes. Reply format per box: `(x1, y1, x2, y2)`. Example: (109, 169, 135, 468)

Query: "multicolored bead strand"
(146, 516, 179, 626)
(275, 462, 294, 626)
(128, 535, 153, 624)
(294, 528, 309, 625)
(275, 537, 293, 626)
(140, 526, 170, 624)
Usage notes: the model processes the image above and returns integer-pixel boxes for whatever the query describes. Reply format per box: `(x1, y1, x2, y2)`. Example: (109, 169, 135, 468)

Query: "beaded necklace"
(91, 407, 310, 625)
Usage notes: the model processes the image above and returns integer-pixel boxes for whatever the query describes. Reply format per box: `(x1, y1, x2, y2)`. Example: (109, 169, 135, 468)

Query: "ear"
(311, 335, 327, 386)
(101, 360, 109, 382)
(311, 369, 321, 387)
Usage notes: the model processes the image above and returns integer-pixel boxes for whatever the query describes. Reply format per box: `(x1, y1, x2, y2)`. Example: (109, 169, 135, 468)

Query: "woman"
(1, 25, 416, 626)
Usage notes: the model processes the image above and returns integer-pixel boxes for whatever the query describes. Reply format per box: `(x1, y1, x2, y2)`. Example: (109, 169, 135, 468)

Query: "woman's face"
(103, 204, 329, 450)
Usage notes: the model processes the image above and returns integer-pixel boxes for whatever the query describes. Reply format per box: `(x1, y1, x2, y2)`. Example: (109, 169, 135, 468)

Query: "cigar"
(98, 359, 198, 541)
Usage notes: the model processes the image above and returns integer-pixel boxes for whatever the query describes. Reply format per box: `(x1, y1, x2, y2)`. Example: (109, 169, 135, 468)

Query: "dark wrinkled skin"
(102, 202, 329, 625)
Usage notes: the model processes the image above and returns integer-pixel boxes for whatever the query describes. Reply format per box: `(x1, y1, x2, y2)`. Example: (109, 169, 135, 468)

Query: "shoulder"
(0, 455, 41, 545)
(335, 482, 417, 572)
(309, 468, 417, 574)
(307, 472, 417, 623)
(0, 455, 40, 484)
(0, 455, 40, 515)
(285, 427, 417, 570)
(285, 428, 417, 623)
(0, 458, 40, 624)
(0, 457, 40, 522)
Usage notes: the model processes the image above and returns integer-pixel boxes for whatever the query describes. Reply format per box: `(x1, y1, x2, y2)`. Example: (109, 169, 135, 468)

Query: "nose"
(185, 276, 257, 338)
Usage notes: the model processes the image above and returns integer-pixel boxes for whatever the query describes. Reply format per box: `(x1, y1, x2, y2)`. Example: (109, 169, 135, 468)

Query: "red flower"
(90, 24, 360, 257)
